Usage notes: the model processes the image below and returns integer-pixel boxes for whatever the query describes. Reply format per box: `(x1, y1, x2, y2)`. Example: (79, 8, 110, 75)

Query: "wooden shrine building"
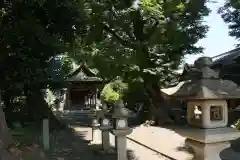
(64, 64, 103, 110)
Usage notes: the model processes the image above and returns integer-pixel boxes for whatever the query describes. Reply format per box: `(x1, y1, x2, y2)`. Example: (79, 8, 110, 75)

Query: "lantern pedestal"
(99, 125, 112, 152)
(91, 118, 100, 143)
(111, 129, 132, 160)
(177, 127, 240, 160)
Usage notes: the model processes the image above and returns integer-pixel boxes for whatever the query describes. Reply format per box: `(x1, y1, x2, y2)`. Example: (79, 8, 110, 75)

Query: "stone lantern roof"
(112, 100, 130, 118)
(170, 57, 240, 100)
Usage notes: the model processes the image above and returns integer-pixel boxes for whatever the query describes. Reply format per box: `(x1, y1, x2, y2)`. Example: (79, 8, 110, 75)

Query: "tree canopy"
(219, 0, 240, 45)
(0, 0, 85, 92)
(73, 0, 209, 86)
(0, 0, 86, 127)
(0, 0, 211, 125)
(70, 0, 210, 122)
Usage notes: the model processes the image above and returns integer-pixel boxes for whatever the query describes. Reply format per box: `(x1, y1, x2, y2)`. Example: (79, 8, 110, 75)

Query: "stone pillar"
(112, 130, 132, 160)
(42, 119, 50, 151)
(117, 136, 127, 160)
(100, 117, 112, 152)
(90, 111, 100, 143)
(101, 130, 110, 150)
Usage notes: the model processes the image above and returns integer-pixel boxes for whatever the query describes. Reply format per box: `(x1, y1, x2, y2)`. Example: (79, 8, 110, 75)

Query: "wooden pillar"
(68, 89, 72, 109)
(91, 94, 94, 109)
(65, 88, 71, 110)
(95, 90, 98, 110)
(84, 96, 88, 108)
(88, 95, 91, 108)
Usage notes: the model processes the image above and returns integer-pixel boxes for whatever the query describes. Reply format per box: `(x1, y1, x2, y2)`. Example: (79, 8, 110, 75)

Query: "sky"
(184, 0, 238, 64)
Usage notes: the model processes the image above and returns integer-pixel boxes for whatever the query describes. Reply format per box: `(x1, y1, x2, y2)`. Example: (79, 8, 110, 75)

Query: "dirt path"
(127, 125, 193, 160)
(73, 126, 171, 160)
(49, 129, 96, 160)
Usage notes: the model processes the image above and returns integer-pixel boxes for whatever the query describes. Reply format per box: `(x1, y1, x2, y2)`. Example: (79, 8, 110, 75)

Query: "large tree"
(0, 0, 85, 126)
(72, 0, 210, 123)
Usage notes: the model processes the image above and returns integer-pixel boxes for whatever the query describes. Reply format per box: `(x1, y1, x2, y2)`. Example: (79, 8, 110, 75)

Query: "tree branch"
(146, 19, 159, 40)
(110, 6, 136, 41)
(101, 22, 135, 48)
(131, 10, 145, 42)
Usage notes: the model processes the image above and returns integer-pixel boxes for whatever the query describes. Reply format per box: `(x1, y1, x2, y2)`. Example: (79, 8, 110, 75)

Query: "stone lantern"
(99, 116, 112, 152)
(89, 109, 100, 143)
(171, 57, 240, 160)
(111, 100, 132, 160)
(98, 103, 112, 152)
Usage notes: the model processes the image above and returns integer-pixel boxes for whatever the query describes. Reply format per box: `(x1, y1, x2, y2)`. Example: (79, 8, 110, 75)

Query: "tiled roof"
(212, 48, 240, 67)
(68, 64, 102, 82)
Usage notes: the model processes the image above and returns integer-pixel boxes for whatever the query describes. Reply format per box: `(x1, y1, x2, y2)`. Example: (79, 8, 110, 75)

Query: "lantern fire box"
(171, 57, 240, 129)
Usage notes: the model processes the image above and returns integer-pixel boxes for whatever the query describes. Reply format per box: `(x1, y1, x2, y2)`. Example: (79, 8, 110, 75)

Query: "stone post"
(110, 100, 132, 160)
(42, 118, 50, 151)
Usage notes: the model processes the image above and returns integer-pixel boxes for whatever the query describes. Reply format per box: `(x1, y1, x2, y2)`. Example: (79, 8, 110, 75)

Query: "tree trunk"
(2, 92, 14, 128)
(0, 96, 21, 159)
(24, 87, 65, 131)
(144, 81, 174, 125)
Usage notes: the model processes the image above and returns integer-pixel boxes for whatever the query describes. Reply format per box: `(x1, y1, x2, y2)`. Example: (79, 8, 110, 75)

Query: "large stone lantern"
(111, 100, 132, 160)
(171, 57, 240, 160)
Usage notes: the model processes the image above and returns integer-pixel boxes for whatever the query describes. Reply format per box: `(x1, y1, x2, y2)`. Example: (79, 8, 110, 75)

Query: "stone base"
(176, 127, 240, 143)
(99, 126, 112, 130)
(111, 129, 132, 136)
(186, 138, 230, 160)
(98, 148, 116, 154)
(176, 127, 240, 160)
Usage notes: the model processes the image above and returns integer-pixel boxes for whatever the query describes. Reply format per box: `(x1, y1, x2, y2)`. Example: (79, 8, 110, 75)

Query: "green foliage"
(0, 0, 211, 124)
(101, 79, 128, 102)
(44, 89, 56, 107)
(72, 0, 210, 88)
(218, 0, 240, 45)
(0, 1, 86, 127)
(68, 0, 210, 121)
(0, 0, 85, 91)
(233, 119, 240, 130)
(101, 84, 120, 102)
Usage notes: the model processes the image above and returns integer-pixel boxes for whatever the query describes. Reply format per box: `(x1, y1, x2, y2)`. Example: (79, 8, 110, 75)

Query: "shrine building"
(64, 64, 103, 110)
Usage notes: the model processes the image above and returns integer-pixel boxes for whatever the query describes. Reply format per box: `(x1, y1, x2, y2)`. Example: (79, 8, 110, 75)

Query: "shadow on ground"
(219, 139, 240, 160)
(49, 116, 138, 160)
